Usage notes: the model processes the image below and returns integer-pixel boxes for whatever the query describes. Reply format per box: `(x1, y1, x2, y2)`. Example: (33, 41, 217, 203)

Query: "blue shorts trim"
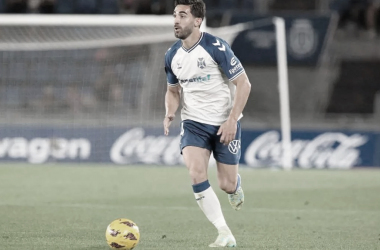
(180, 120, 241, 165)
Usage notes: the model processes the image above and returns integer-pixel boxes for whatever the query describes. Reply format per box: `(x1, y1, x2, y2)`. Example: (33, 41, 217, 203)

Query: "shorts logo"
(197, 58, 206, 69)
(228, 140, 241, 154)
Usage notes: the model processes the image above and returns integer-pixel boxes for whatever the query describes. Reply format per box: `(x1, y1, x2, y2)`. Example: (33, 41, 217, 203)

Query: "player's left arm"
(217, 72, 251, 145)
(212, 38, 251, 145)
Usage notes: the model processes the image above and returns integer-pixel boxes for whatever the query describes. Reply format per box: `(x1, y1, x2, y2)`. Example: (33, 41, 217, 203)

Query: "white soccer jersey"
(164, 32, 245, 126)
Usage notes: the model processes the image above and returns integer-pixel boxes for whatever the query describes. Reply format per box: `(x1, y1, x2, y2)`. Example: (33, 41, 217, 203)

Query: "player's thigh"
(180, 120, 212, 169)
(213, 121, 241, 192)
(216, 162, 238, 193)
(182, 146, 211, 184)
(212, 121, 241, 166)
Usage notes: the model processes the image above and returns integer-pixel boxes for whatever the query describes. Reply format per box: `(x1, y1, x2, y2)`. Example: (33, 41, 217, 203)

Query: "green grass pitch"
(0, 164, 379, 250)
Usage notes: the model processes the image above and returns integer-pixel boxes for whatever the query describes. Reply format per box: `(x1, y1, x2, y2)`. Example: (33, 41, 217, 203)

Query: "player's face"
(173, 5, 197, 40)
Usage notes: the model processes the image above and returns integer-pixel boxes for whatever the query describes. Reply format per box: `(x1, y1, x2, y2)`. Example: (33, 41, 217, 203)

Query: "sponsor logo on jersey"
(231, 57, 237, 66)
(179, 74, 211, 84)
(177, 62, 182, 69)
(229, 63, 243, 75)
(228, 140, 241, 154)
(197, 58, 206, 69)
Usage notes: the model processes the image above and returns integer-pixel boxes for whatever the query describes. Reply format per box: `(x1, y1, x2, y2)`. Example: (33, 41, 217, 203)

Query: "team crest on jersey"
(197, 58, 206, 69)
(228, 140, 241, 154)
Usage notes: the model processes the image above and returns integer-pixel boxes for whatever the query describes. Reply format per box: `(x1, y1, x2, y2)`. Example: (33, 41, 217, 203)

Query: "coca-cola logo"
(110, 128, 183, 165)
(244, 131, 368, 169)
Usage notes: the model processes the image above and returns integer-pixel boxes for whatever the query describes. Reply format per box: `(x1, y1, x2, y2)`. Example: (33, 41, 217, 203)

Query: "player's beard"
(174, 25, 193, 40)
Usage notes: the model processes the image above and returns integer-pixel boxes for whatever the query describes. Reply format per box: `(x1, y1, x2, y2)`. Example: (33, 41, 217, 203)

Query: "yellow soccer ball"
(105, 218, 140, 250)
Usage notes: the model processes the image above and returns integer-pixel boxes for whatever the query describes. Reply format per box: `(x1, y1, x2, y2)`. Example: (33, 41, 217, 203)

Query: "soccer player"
(163, 0, 251, 247)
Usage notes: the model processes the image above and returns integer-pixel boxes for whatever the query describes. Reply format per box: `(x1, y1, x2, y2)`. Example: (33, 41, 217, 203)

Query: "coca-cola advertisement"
(241, 130, 376, 169)
(0, 126, 379, 168)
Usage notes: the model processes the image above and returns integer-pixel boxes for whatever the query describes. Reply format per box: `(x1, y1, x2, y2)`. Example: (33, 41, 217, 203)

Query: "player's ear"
(194, 17, 202, 28)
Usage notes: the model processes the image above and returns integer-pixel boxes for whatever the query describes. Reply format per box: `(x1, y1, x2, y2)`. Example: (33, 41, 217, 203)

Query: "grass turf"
(0, 164, 379, 250)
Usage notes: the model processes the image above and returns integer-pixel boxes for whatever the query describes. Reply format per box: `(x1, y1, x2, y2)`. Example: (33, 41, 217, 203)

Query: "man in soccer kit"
(163, 0, 251, 247)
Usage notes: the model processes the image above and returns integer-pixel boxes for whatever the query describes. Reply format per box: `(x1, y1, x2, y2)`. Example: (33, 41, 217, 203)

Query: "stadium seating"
(330, 0, 350, 12)
(327, 60, 380, 114)
(75, 0, 97, 14)
(97, 0, 119, 14)
(219, 0, 234, 9)
(270, 0, 316, 10)
(204, 0, 254, 11)
(55, 0, 100, 14)
(55, 0, 76, 14)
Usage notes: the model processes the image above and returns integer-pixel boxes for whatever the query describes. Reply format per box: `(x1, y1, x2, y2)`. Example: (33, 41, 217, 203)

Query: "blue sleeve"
(164, 48, 179, 86)
(211, 39, 245, 81)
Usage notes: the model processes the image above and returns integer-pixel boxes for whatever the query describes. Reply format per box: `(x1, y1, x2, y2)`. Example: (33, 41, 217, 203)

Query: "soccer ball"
(105, 218, 140, 250)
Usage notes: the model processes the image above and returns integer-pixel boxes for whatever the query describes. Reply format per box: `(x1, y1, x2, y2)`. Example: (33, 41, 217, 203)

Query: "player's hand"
(163, 114, 175, 135)
(217, 118, 237, 146)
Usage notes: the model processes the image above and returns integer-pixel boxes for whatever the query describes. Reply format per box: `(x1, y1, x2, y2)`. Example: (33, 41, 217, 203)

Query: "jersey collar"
(181, 32, 204, 53)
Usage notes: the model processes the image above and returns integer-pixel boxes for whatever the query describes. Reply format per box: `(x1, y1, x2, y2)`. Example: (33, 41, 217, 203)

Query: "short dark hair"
(174, 0, 206, 20)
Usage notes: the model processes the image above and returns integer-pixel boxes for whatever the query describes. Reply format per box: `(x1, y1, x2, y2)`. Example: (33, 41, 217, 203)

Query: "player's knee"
(187, 165, 207, 183)
(218, 178, 237, 194)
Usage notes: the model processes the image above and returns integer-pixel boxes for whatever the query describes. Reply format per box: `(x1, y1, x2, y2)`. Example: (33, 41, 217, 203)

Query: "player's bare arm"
(164, 85, 181, 135)
(217, 72, 251, 145)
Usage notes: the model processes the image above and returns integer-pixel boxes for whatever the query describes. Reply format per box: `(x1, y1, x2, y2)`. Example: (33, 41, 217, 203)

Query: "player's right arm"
(163, 45, 180, 135)
(164, 85, 181, 135)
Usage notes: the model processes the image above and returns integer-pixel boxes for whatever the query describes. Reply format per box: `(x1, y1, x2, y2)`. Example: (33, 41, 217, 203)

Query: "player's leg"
(213, 121, 244, 211)
(216, 162, 238, 193)
(216, 162, 244, 211)
(201, 161, 239, 248)
(182, 146, 210, 184)
(182, 147, 234, 246)
(205, 123, 243, 247)
(181, 120, 234, 247)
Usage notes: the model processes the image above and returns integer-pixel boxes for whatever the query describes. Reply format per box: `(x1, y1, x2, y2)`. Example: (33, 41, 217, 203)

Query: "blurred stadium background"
(1, 1, 380, 250)
(1, 0, 380, 168)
